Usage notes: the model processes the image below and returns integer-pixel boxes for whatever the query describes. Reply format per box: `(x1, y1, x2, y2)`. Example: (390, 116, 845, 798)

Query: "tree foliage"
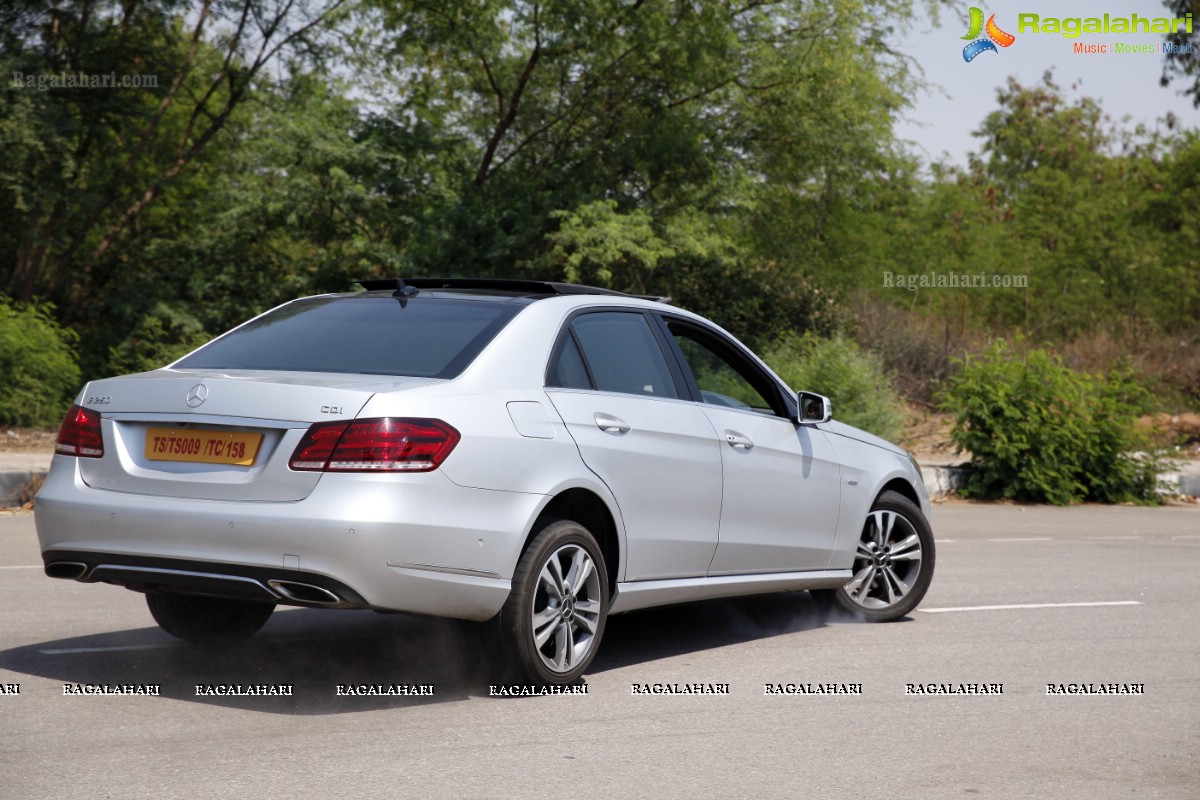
(352, 0, 931, 345)
(0, 0, 348, 312)
(1161, 0, 1199, 105)
(1, 0, 944, 376)
(843, 75, 1200, 348)
(1, 0, 1196, 462)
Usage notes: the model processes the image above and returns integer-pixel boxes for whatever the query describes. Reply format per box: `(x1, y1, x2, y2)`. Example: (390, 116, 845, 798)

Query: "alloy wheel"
(530, 543, 603, 674)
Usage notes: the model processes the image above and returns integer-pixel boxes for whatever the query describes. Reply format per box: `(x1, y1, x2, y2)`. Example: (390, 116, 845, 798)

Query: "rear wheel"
(817, 491, 934, 622)
(146, 592, 276, 643)
(497, 520, 609, 686)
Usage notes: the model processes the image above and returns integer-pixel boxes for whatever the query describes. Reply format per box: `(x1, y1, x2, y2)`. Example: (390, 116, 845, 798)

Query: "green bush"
(107, 303, 211, 376)
(938, 340, 1159, 505)
(0, 296, 81, 427)
(764, 333, 906, 441)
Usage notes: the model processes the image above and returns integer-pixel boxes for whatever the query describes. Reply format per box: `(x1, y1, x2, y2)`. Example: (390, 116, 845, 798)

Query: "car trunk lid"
(75, 370, 439, 501)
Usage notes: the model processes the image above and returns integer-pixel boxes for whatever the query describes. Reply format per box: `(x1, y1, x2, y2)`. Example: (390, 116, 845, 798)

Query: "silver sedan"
(36, 278, 934, 685)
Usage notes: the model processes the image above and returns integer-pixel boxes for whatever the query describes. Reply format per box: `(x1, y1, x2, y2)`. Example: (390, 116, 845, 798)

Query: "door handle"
(594, 413, 631, 434)
(724, 430, 754, 451)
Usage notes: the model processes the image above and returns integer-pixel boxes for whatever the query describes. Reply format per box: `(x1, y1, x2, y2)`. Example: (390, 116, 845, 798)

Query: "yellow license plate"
(144, 427, 263, 466)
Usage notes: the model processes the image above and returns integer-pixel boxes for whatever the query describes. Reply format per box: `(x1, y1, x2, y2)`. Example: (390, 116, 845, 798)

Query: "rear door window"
(547, 334, 593, 390)
(549, 311, 680, 399)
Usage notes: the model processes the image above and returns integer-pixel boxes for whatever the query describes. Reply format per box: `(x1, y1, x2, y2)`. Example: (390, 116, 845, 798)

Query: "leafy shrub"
(107, 303, 211, 376)
(0, 296, 81, 427)
(938, 340, 1159, 505)
(764, 333, 905, 441)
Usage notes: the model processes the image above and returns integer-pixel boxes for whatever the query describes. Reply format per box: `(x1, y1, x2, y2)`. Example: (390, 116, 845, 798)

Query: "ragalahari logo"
(961, 7, 1016, 61)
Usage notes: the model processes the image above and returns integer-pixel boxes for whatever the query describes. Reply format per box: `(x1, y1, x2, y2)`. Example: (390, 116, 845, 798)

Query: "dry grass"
(851, 296, 1200, 413)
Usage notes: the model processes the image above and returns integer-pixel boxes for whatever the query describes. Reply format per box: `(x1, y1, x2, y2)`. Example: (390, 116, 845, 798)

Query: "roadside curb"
(921, 462, 1200, 499)
(920, 464, 967, 498)
(0, 468, 46, 508)
(1159, 468, 1200, 498)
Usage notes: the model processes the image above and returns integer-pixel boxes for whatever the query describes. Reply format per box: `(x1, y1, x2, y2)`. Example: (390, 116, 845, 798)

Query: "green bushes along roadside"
(766, 333, 906, 442)
(0, 295, 80, 428)
(939, 340, 1160, 505)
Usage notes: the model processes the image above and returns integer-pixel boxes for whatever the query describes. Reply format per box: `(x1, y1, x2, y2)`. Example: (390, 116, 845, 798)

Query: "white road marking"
(0, 565, 42, 570)
(39, 644, 172, 655)
(1083, 536, 1143, 540)
(984, 537, 1053, 542)
(921, 601, 1143, 613)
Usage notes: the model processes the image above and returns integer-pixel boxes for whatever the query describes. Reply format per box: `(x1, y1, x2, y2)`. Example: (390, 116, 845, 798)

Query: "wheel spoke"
(845, 565, 876, 601)
(564, 549, 594, 598)
(532, 605, 559, 648)
(572, 599, 601, 634)
(889, 534, 922, 561)
(539, 557, 565, 602)
(855, 541, 875, 560)
(874, 511, 896, 547)
(882, 566, 910, 601)
(552, 621, 572, 671)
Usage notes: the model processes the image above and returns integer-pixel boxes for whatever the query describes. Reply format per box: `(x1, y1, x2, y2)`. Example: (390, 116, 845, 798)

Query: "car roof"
(354, 278, 671, 303)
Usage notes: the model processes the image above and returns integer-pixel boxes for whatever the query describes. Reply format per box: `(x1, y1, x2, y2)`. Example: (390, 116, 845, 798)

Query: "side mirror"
(797, 391, 832, 425)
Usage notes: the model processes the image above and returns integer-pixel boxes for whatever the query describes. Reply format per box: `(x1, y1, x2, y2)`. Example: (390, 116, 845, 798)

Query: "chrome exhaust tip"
(267, 579, 343, 606)
(45, 561, 89, 580)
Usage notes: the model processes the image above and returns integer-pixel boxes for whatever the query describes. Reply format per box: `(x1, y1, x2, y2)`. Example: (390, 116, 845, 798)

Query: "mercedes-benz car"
(36, 278, 934, 685)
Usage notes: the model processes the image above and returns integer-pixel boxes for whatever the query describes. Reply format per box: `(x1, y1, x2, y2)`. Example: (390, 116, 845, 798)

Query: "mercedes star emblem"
(186, 383, 209, 408)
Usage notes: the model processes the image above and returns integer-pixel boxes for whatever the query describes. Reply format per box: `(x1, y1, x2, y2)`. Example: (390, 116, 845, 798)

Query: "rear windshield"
(175, 295, 522, 378)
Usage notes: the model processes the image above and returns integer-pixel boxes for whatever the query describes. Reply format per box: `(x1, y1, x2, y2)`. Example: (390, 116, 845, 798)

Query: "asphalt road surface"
(2, 503, 1198, 799)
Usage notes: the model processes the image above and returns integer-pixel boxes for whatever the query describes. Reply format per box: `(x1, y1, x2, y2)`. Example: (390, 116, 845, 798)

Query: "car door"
(544, 310, 723, 581)
(660, 317, 843, 574)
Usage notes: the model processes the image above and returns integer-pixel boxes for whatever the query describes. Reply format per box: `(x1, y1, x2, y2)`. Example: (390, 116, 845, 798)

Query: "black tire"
(146, 592, 276, 643)
(497, 519, 609, 686)
(817, 490, 935, 622)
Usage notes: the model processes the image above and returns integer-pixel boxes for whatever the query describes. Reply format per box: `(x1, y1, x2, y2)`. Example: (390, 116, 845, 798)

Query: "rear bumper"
(41, 549, 370, 607)
(34, 456, 546, 621)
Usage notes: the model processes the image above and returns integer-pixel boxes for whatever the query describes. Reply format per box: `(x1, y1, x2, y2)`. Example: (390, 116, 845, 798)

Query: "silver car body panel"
(609, 569, 852, 614)
(701, 405, 843, 575)
(546, 388, 723, 581)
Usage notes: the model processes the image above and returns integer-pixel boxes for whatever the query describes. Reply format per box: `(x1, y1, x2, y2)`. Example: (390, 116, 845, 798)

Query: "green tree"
(1161, 0, 1199, 105)
(848, 75, 1199, 341)
(0, 0, 348, 313)
(92, 72, 400, 376)
(355, 0, 941, 338)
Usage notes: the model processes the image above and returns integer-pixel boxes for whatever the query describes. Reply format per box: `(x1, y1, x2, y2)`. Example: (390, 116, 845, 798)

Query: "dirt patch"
(0, 428, 58, 454)
(1139, 413, 1200, 455)
(897, 409, 963, 462)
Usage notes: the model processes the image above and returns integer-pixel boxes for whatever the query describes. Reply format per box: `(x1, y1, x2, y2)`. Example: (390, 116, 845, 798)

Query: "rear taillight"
(55, 404, 104, 458)
(289, 418, 460, 472)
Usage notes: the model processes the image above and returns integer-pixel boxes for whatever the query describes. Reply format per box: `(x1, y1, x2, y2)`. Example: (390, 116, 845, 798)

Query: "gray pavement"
(2, 504, 1198, 799)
